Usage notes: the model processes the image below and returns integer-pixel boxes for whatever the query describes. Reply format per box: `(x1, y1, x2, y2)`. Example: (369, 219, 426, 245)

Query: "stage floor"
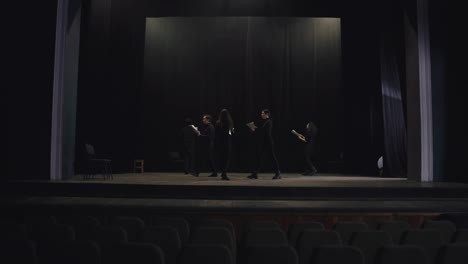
(70, 172, 415, 187)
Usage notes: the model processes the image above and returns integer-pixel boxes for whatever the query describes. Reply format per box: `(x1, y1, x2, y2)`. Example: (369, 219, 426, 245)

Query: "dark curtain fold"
(380, 35, 407, 177)
(142, 17, 342, 172)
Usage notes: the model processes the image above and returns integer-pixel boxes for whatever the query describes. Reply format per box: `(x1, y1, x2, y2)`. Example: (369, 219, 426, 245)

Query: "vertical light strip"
(417, 0, 433, 182)
(50, 0, 68, 181)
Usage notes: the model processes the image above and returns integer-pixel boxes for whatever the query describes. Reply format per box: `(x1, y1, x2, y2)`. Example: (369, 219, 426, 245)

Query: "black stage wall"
(142, 17, 342, 173)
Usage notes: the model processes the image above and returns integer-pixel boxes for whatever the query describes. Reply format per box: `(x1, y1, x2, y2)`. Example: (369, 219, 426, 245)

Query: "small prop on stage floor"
(377, 156, 383, 176)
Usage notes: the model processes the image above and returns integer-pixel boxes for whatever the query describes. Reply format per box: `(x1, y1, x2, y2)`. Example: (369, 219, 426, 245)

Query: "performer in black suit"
(215, 109, 234, 181)
(294, 121, 319, 175)
(247, 109, 281, 180)
(200, 114, 218, 177)
(181, 118, 200, 176)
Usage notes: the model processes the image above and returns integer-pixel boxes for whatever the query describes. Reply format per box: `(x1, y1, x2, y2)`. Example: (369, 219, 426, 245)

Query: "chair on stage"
(133, 159, 144, 174)
(84, 143, 113, 180)
(169, 151, 184, 171)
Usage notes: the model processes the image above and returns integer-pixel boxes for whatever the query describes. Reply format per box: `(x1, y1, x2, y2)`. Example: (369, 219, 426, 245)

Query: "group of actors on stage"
(181, 109, 318, 181)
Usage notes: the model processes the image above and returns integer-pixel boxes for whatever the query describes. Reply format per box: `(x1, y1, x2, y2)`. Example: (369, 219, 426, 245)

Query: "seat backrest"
(247, 220, 281, 230)
(0, 239, 37, 264)
(436, 243, 468, 264)
(287, 221, 325, 248)
(111, 216, 145, 242)
(312, 245, 364, 264)
(297, 230, 342, 264)
(24, 216, 57, 226)
(377, 221, 411, 244)
(49, 241, 101, 264)
(244, 228, 288, 247)
(332, 221, 368, 244)
(90, 226, 128, 246)
(111, 242, 165, 264)
(60, 216, 100, 228)
(376, 245, 428, 264)
(139, 226, 181, 264)
(0, 223, 28, 240)
(179, 244, 234, 264)
(246, 244, 298, 264)
(349, 231, 393, 264)
(401, 229, 443, 264)
(453, 228, 468, 243)
(191, 227, 236, 262)
(28, 223, 75, 244)
(422, 220, 457, 244)
(59, 216, 100, 240)
(193, 218, 236, 241)
(85, 143, 96, 158)
(151, 217, 190, 245)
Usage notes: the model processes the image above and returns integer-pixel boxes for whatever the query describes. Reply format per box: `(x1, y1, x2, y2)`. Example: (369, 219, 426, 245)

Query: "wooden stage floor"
(70, 172, 418, 187)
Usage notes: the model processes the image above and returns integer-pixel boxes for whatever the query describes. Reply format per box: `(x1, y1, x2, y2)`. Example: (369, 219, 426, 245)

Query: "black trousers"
(304, 143, 317, 172)
(218, 140, 232, 174)
(183, 143, 196, 174)
(253, 142, 280, 173)
(207, 142, 217, 173)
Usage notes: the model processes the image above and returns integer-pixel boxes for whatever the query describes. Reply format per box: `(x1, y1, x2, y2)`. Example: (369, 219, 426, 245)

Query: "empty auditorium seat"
(452, 229, 468, 243)
(349, 231, 393, 264)
(297, 230, 342, 264)
(41, 240, 101, 264)
(0, 239, 37, 264)
(59, 216, 100, 240)
(27, 224, 76, 264)
(87, 226, 128, 264)
(179, 244, 233, 264)
(311, 245, 364, 264)
(377, 221, 411, 244)
(376, 245, 428, 264)
(151, 217, 190, 245)
(332, 221, 368, 244)
(109, 242, 164, 264)
(435, 213, 468, 229)
(247, 220, 282, 230)
(24, 216, 57, 226)
(139, 226, 181, 264)
(422, 220, 457, 244)
(246, 244, 298, 264)
(59, 215, 100, 228)
(193, 218, 236, 240)
(401, 229, 443, 264)
(28, 223, 75, 243)
(287, 221, 325, 248)
(436, 243, 468, 264)
(0, 223, 28, 240)
(111, 216, 145, 242)
(244, 228, 288, 247)
(89, 226, 128, 246)
(191, 227, 236, 263)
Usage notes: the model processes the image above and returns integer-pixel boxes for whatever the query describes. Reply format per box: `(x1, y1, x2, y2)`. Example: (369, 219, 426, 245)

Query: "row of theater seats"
(1, 215, 467, 264)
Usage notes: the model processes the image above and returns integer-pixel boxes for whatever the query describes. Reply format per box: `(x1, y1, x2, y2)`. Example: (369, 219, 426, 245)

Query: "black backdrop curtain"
(141, 17, 343, 172)
(380, 35, 407, 177)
